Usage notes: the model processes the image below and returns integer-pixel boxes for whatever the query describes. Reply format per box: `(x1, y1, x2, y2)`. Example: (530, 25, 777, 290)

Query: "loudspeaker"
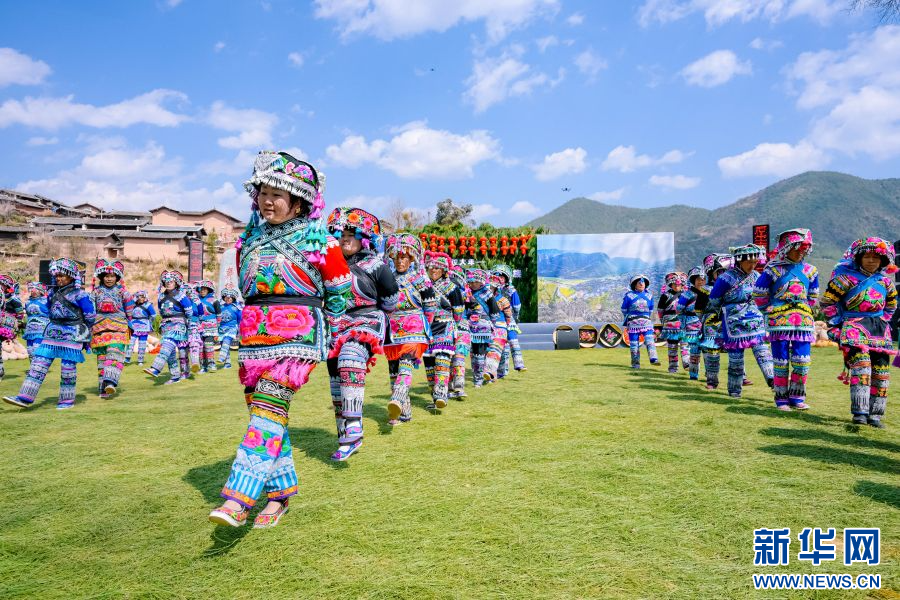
(38, 259, 53, 287)
(554, 327, 580, 350)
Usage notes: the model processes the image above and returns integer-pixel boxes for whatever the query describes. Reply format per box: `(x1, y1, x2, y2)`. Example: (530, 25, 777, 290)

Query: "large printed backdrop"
(538, 233, 675, 323)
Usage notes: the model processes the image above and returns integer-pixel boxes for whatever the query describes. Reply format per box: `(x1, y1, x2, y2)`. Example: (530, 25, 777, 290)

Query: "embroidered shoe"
(223, 363, 232, 369)
(387, 419, 400, 426)
(792, 402, 810, 411)
(164, 377, 181, 385)
(398, 415, 412, 423)
(729, 392, 742, 398)
(331, 439, 363, 461)
(387, 400, 403, 422)
(137, 362, 144, 367)
(852, 415, 868, 425)
(456, 390, 467, 399)
(515, 366, 527, 371)
(143, 367, 159, 378)
(208, 505, 249, 527)
(56, 402, 74, 410)
(435, 398, 448, 409)
(2, 396, 32, 408)
(868, 417, 885, 429)
(253, 500, 289, 529)
(776, 405, 792, 412)
(743, 377, 753, 386)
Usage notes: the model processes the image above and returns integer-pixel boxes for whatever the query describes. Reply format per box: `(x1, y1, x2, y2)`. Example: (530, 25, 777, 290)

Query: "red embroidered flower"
(265, 306, 315, 339)
(264, 435, 283, 458)
(787, 313, 803, 326)
(240, 306, 265, 337)
(243, 427, 263, 449)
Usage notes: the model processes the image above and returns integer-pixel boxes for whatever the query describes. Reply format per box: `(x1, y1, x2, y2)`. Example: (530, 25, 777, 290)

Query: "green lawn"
(0, 348, 896, 599)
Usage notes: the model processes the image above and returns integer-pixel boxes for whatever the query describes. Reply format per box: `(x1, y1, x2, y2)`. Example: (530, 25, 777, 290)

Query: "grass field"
(0, 348, 897, 599)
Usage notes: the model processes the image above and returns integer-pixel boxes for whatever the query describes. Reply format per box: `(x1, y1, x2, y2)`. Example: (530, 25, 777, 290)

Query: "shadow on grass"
(363, 400, 393, 435)
(182, 457, 251, 556)
(759, 427, 900, 454)
(758, 443, 899, 475)
(290, 426, 347, 470)
(853, 480, 900, 509)
(726, 404, 844, 425)
(662, 392, 742, 407)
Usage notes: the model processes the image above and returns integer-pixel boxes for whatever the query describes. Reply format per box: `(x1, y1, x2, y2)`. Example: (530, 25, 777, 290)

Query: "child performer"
(126, 291, 156, 366)
(753, 229, 818, 411)
(384, 234, 434, 424)
(448, 265, 471, 399)
(196, 281, 221, 373)
(698, 254, 731, 389)
(708, 244, 774, 398)
(466, 268, 504, 385)
(3, 259, 95, 409)
(820, 238, 898, 428)
(658, 272, 689, 373)
(90, 260, 134, 398)
(493, 264, 526, 372)
(182, 283, 203, 377)
(678, 267, 706, 381)
(424, 251, 460, 408)
(217, 288, 242, 369)
(144, 271, 195, 384)
(23, 282, 49, 360)
(621, 274, 659, 368)
(325, 207, 398, 459)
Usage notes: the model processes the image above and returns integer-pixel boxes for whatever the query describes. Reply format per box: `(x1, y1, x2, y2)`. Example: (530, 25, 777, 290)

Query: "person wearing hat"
(0, 274, 25, 382)
(708, 244, 774, 398)
(182, 282, 203, 377)
(209, 151, 351, 528)
(677, 267, 706, 381)
(217, 288, 242, 369)
(325, 206, 398, 459)
(3, 258, 95, 409)
(90, 260, 135, 398)
(125, 290, 156, 366)
(752, 229, 818, 411)
(466, 268, 505, 385)
(697, 254, 732, 389)
(448, 265, 472, 398)
(492, 263, 526, 374)
(424, 251, 461, 408)
(658, 271, 689, 373)
(196, 280, 221, 373)
(621, 274, 659, 368)
(144, 271, 197, 384)
(821, 237, 898, 428)
(23, 281, 49, 361)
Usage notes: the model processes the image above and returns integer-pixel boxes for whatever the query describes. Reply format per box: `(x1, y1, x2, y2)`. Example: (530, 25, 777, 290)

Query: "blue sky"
(1, 0, 898, 226)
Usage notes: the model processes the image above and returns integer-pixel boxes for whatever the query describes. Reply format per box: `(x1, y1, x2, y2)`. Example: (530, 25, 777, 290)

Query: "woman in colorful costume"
(90, 260, 134, 398)
(753, 229, 818, 411)
(424, 251, 461, 408)
(707, 244, 774, 398)
(23, 282, 49, 360)
(182, 283, 202, 377)
(209, 151, 350, 528)
(3, 259, 95, 409)
(448, 265, 471, 398)
(697, 254, 731, 389)
(325, 206, 398, 459)
(621, 274, 659, 368)
(0, 275, 25, 381)
(217, 288, 242, 369)
(466, 268, 505, 385)
(144, 270, 195, 384)
(677, 267, 706, 381)
(125, 290, 155, 366)
(820, 238, 897, 428)
(658, 272, 689, 373)
(493, 263, 526, 373)
(384, 233, 434, 424)
(196, 280, 221, 373)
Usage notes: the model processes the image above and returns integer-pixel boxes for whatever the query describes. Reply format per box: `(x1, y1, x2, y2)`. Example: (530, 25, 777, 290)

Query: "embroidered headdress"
(385, 233, 423, 262)
(449, 265, 467, 289)
(774, 228, 813, 261)
(424, 251, 452, 273)
(730, 243, 766, 262)
(26, 281, 47, 296)
(221, 287, 240, 301)
(159, 270, 184, 287)
(95, 259, 125, 281)
(704, 253, 734, 276)
(687, 266, 705, 285)
(492, 263, 513, 283)
(466, 268, 489, 286)
(49, 258, 80, 279)
(134, 289, 148, 301)
(197, 280, 216, 293)
(630, 274, 650, 290)
(326, 207, 381, 249)
(843, 237, 896, 271)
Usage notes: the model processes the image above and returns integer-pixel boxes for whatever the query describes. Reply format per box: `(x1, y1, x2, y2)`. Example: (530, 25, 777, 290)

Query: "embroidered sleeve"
(78, 292, 96, 327)
(375, 262, 400, 314)
(621, 293, 632, 313)
(707, 277, 728, 312)
(819, 274, 852, 321)
(752, 268, 772, 309)
(883, 277, 897, 323)
(807, 265, 820, 308)
(123, 290, 135, 322)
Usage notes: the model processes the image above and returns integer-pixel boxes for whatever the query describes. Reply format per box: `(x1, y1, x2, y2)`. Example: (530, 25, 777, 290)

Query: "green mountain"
(528, 171, 900, 272)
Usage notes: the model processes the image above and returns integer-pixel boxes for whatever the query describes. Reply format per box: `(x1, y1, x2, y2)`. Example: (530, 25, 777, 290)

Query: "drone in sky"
(561, 187, 571, 192)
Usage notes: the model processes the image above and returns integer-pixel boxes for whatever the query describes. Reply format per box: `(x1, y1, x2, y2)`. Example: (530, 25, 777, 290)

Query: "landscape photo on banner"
(537, 233, 675, 323)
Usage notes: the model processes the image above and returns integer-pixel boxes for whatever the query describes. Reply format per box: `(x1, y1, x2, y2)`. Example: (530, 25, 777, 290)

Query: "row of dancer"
(622, 229, 895, 428)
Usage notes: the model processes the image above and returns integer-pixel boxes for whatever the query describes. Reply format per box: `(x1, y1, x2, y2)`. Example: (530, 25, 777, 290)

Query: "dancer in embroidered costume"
(183, 283, 202, 377)
(196, 280, 221, 373)
(325, 206, 398, 459)
(448, 265, 471, 398)
(0, 275, 25, 381)
(23, 282, 48, 361)
(621, 274, 659, 368)
(424, 251, 461, 407)
(708, 244, 774, 398)
(217, 288, 242, 369)
(209, 151, 351, 528)
(820, 238, 898, 428)
(698, 254, 732, 389)
(677, 267, 706, 381)
(90, 260, 134, 398)
(384, 233, 434, 424)
(493, 263, 526, 373)
(125, 290, 155, 366)
(4, 259, 95, 409)
(465, 268, 504, 385)
(753, 229, 818, 411)
(144, 271, 195, 384)
(658, 272, 689, 373)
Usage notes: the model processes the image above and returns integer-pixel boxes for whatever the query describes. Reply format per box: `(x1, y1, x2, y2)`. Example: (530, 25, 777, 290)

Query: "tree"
(434, 198, 473, 226)
(848, 0, 900, 21)
(382, 200, 426, 233)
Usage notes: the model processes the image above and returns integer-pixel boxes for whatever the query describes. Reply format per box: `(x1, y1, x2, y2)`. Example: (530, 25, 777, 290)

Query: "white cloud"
(509, 200, 541, 216)
(638, 0, 841, 28)
(681, 50, 751, 87)
(314, 0, 559, 43)
(471, 203, 502, 222)
(810, 86, 900, 159)
(206, 101, 278, 149)
(26, 136, 58, 146)
(749, 37, 783, 51)
(648, 174, 700, 189)
(338, 194, 402, 215)
(213, 41, 226, 52)
(288, 52, 304, 67)
(601, 145, 689, 172)
(0, 48, 51, 87)
(532, 147, 587, 181)
(464, 49, 563, 113)
(574, 48, 607, 81)
(588, 188, 627, 202)
(0, 89, 189, 129)
(165, 0, 184, 7)
(718, 141, 830, 177)
(566, 12, 585, 25)
(326, 121, 501, 179)
(536, 35, 558, 52)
